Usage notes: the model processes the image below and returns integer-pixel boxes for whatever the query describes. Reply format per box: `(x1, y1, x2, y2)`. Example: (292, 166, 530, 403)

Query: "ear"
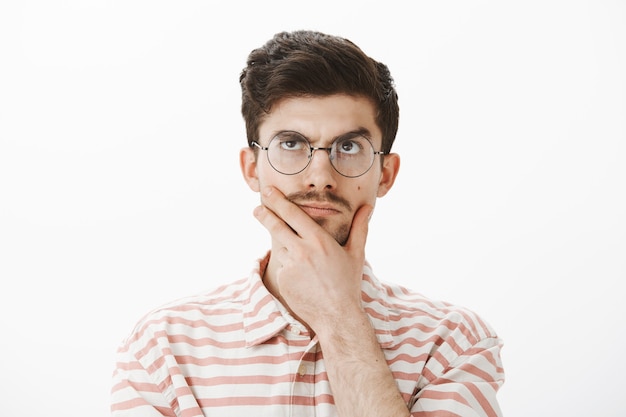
(240, 147, 260, 192)
(377, 153, 400, 198)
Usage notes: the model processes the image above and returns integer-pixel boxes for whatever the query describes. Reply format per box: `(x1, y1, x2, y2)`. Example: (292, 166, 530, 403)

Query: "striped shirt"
(111, 253, 505, 416)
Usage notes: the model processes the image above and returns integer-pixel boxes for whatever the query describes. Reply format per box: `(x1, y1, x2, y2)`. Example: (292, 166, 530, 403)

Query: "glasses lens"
(265, 131, 377, 177)
(331, 134, 375, 177)
(267, 132, 311, 175)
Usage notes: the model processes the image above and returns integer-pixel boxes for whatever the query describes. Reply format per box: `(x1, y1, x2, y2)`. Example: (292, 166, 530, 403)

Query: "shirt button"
(298, 364, 307, 377)
(292, 326, 301, 335)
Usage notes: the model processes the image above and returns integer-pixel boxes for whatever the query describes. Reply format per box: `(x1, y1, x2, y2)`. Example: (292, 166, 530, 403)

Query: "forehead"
(259, 94, 381, 144)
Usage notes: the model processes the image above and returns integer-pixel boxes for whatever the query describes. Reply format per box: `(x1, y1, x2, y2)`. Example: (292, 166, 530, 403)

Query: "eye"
(280, 140, 304, 150)
(275, 133, 308, 151)
(336, 137, 365, 155)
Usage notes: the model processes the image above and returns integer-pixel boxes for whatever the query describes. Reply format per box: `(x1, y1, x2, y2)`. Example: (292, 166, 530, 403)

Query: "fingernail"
(263, 186, 273, 196)
(253, 206, 263, 217)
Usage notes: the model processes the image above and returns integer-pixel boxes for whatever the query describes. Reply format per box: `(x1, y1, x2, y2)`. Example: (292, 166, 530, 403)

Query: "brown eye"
(274, 132, 308, 152)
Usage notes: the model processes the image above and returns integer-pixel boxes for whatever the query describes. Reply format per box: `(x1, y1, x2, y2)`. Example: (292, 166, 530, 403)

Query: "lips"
(297, 202, 341, 217)
(286, 191, 352, 212)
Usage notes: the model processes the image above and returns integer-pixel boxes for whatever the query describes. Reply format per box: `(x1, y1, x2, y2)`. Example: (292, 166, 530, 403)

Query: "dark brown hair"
(239, 30, 399, 153)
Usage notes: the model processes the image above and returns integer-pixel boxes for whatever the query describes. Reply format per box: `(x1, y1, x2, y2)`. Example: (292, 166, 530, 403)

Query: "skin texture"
(240, 94, 409, 417)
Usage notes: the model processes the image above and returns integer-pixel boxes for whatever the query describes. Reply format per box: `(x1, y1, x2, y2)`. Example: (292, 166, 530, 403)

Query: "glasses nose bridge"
(308, 144, 334, 163)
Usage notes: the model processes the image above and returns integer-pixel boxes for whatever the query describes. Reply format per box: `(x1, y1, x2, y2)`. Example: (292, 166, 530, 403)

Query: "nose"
(304, 147, 337, 189)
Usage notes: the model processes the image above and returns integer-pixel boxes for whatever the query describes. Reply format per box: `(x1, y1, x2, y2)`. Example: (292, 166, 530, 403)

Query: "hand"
(253, 186, 373, 333)
(254, 187, 410, 417)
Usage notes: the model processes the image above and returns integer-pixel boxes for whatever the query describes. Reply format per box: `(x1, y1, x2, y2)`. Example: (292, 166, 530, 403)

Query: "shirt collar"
(242, 252, 290, 347)
(242, 252, 395, 348)
(361, 261, 395, 348)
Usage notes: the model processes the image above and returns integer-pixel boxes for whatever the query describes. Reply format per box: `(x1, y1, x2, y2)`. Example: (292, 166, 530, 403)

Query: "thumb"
(346, 204, 374, 253)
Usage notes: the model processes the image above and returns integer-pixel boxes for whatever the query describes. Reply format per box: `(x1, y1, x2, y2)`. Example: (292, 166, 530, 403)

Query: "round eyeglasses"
(251, 131, 386, 178)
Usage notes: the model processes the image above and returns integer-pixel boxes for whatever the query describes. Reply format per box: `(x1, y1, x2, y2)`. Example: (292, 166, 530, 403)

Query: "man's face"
(241, 94, 398, 245)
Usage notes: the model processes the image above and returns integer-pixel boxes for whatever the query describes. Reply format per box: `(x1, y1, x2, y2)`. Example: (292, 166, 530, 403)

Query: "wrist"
(314, 305, 374, 349)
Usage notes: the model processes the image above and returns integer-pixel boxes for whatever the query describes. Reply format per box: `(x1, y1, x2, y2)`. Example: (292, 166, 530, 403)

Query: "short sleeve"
(410, 337, 505, 417)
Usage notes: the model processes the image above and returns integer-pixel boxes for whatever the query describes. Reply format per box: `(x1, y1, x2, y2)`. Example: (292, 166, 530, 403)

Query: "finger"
(260, 186, 323, 240)
(253, 204, 300, 246)
(345, 204, 373, 255)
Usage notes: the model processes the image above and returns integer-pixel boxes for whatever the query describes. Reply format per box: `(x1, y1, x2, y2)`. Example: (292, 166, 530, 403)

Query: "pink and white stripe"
(111, 254, 504, 416)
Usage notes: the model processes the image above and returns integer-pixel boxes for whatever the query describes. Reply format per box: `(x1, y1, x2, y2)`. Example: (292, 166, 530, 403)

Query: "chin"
(313, 218, 350, 246)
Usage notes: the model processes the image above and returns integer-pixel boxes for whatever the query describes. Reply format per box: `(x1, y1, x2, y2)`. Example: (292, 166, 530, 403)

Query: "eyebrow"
(273, 127, 373, 144)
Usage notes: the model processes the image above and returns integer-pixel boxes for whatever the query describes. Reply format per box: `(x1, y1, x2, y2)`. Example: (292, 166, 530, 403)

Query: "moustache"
(286, 190, 352, 212)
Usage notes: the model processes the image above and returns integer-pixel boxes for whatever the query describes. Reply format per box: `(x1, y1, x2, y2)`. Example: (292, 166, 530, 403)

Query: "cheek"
(355, 173, 380, 195)
(257, 161, 281, 183)
(350, 181, 378, 205)
(257, 167, 294, 195)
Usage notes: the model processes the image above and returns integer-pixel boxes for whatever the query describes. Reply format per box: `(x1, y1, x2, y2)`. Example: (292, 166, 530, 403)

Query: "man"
(111, 30, 505, 417)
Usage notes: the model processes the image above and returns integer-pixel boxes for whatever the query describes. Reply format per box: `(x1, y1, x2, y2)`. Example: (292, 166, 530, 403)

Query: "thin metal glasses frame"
(251, 132, 386, 178)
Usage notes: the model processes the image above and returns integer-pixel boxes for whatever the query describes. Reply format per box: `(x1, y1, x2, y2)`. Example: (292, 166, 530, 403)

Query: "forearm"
(316, 306, 410, 417)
